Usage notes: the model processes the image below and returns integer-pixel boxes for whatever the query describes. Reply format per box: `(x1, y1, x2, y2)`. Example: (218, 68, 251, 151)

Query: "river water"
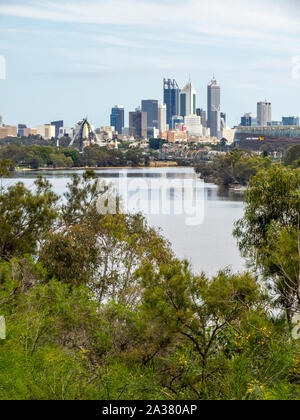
(4, 167, 246, 276)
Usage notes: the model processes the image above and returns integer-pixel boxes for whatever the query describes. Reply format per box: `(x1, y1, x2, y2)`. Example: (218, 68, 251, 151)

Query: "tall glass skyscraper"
(207, 77, 221, 139)
(141, 100, 158, 129)
(163, 78, 180, 128)
(110, 105, 124, 134)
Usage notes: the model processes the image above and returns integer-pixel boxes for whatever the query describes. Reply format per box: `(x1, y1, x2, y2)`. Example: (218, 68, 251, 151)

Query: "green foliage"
(0, 177, 58, 260)
(195, 150, 272, 186)
(0, 169, 299, 400)
(234, 165, 300, 322)
(284, 144, 300, 168)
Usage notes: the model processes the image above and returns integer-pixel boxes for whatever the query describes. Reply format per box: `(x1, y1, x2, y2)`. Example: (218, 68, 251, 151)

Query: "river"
(3, 167, 246, 276)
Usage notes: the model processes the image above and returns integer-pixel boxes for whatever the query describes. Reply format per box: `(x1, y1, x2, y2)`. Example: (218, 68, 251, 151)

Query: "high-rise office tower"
(163, 78, 180, 128)
(141, 100, 159, 129)
(207, 77, 221, 139)
(158, 104, 167, 133)
(51, 120, 64, 138)
(180, 81, 196, 118)
(0, 115, 3, 127)
(196, 108, 207, 127)
(129, 109, 147, 139)
(257, 101, 271, 126)
(282, 116, 299, 126)
(110, 105, 124, 134)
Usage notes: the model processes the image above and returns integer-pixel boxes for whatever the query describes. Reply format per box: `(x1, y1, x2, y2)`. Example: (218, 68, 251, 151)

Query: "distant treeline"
(0, 143, 150, 169)
(194, 146, 300, 187)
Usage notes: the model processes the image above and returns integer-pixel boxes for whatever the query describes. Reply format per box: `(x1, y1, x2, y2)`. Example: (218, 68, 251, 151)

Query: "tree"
(234, 165, 300, 322)
(0, 177, 58, 260)
(137, 261, 263, 399)
(284, 144, 300, 168)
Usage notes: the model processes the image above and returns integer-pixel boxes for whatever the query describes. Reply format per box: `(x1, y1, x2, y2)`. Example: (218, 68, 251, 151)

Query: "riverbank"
(14, 161, 179, 172)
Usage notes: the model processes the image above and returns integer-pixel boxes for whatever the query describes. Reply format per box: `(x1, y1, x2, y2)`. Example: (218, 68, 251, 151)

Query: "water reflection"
(3, 168, 245, 276)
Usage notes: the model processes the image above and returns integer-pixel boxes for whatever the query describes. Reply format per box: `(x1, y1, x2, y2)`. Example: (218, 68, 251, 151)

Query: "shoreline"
(14, 162, 181, 172)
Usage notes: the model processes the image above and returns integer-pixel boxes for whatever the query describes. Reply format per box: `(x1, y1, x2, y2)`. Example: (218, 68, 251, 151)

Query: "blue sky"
(0, 0, 299, 128)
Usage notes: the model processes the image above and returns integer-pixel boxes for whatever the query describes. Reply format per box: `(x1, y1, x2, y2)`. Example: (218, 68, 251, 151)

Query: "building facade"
(129, 109, 147, 139)
(141, 100, 158, 129)
(184, 115, 203, 137)
(163, 78, 180, 128)
(207, 77, 221, 139)
(196, 108, 207, 127)
(110, 106, 124, 134)
(257, 101, 271, 126)
(282, 116, 299, 126)
(158, 104, 167, 133)
(180, 81, 196, 118)
(51, 120, 64, 138)
(241, 113, 253, 127)
(18, 124, 27, 137)
(234, 125, 300, 151)
(36, 124, 56, 140)
(0, 125, 17, 139)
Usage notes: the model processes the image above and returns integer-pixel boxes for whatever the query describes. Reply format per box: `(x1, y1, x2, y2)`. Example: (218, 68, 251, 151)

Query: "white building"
(180, 81, 196, 117)
(184, 115, 203, 137)
(59, 127, 74, 138)
(158, 104, 167, 133)
(36, 124, 56, 140)
(221, 127, 236, 145)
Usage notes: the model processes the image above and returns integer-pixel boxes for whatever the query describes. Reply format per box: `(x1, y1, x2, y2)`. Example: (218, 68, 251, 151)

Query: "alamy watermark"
(0, 55, 6, 80)
(0, 316, 5, 340)
(291, 56, 300, 81)
(96, 176, 205, 226)
(292, 313, 300, 340)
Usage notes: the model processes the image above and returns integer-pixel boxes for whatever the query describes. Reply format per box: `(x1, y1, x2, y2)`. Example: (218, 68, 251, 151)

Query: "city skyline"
(0, 0, 299, 128)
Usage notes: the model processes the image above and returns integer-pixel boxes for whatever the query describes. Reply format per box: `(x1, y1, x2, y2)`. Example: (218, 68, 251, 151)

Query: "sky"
(0, 0, 299, 128)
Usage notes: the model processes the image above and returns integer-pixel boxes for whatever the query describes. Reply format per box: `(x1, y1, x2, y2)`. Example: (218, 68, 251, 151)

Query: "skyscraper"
(180, 81, 196, 118)
(158, 104, 167, 133)
(51, 120, 64, 138)
(110, 105, 124, 134)
(257, 101, 271, 126)
(163, 78, 180, 128)
(207, 77, 221, 139)
(141, 100, 159, 129)
(129, 109, 147, 139)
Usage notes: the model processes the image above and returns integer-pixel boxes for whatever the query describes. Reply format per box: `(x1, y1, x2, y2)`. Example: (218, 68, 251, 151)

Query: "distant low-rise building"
(58, 127, 74, 138)
(36, 124, 56, 140)
(221, 127, 236, 145)
(23, 128, 38, 137)
(164, 130, 188, 143)
(0, 125, 18, 139)
(282, 116, 299, 126)
(234, 125, 300, 151)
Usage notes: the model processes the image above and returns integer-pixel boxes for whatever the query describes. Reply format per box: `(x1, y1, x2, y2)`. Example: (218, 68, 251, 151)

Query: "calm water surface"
(5, 167, 246, 276)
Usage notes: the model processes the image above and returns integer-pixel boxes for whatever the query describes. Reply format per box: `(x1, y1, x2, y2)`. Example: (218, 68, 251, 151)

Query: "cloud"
(0, 0, 299, 42)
